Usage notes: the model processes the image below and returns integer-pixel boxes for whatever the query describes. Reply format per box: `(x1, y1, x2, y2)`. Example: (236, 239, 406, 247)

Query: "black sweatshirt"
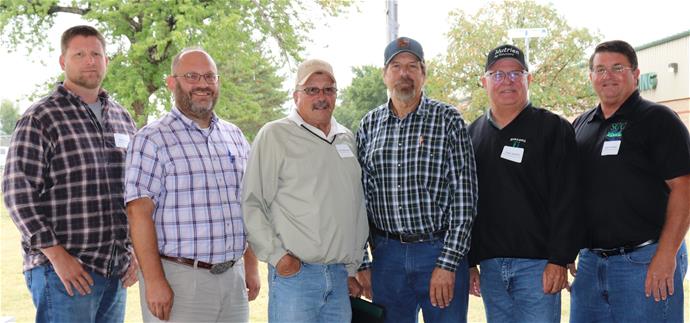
(467, 104, 582, 266)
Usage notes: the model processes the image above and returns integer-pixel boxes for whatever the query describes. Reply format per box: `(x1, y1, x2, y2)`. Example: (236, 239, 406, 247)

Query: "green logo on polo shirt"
(508, 138, 526, 148)
(606, 122, 627, 139)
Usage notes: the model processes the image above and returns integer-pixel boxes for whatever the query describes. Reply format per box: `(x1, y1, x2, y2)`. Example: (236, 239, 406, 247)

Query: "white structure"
(636, 30, 690, 128)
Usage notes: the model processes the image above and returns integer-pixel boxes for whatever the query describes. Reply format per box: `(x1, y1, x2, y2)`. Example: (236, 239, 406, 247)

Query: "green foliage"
(0, 100, 20, 135)
(334, 65, 387, 132)
(0, 0, 351, 138)
(429, 0, 601, 122)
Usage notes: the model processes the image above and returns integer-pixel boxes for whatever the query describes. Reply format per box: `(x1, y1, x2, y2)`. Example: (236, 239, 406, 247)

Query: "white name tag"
(114, 133, 131, 149)
(601, 140, 621, 156)
(500, 146, 524, 163)
(335, 144, 354, 158)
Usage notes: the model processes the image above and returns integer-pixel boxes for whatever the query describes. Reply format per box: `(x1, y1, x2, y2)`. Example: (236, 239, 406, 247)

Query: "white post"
(386, 0, 399, 42)
(508, 28, 548, 67)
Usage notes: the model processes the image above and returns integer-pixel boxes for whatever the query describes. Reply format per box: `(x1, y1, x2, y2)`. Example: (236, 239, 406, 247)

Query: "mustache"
(312, 100, 330, 109)
(395, 77, 414, 87)
(190, 86, 213, 93)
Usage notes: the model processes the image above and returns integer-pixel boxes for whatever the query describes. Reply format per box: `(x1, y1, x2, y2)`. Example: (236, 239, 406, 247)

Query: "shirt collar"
(588, 90, 641, 123)
(486, 101, 531, 129)
(287, 108, 347, 140)
(171, 106, 219, 131)
(383, 92, 429, 121)
(57, 83, 110, 104)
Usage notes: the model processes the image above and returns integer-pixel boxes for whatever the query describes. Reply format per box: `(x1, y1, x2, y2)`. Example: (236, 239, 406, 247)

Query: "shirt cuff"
(436, 247, 463, 272)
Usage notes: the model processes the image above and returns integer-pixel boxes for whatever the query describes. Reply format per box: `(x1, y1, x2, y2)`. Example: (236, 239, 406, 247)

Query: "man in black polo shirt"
(570, 40, 690, 323)
(467, 44, 581, 322)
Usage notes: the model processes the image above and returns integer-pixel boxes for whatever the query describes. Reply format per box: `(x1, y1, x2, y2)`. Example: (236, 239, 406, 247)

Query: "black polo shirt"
(573, 91, 690, 249)
(468, 104, 582, 266)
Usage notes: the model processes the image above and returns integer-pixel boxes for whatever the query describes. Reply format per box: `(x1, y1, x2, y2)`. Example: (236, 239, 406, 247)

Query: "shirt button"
(397, 163, 401, 167)
(397, 184, 401, 188)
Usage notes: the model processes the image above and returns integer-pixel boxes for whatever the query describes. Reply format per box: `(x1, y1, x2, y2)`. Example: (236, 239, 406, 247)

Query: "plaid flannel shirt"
(2, 84, 137, 277)
(356, 95, 478, 271)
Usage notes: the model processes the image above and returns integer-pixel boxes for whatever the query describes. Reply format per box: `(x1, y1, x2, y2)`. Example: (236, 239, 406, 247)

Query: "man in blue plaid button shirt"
(355, 37, 478, 323)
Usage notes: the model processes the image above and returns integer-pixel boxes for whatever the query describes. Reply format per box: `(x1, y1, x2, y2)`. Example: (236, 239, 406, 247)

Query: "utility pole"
(386, 0, 398, 42)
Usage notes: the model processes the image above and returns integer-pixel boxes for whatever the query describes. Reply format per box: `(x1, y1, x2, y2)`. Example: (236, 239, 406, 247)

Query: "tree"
(429, 0, 601, 122)
(0, 100, 20, 135)
(334, 65, 388, 132)
(0, 0, 352, 138)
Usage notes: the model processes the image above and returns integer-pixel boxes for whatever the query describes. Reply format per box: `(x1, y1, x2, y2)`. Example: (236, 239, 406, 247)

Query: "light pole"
(386, 0, 398, 42)
(508, 28, 548, 67)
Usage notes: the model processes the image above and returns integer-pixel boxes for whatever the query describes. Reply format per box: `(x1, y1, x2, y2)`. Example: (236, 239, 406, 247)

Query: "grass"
(1, 200, 689, 322)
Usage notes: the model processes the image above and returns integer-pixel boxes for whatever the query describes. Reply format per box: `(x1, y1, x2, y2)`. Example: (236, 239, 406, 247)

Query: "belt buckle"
(209, 260, 235, 275)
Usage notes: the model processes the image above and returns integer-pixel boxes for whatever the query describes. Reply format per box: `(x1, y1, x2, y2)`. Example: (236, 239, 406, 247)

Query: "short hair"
(61, 25, 106, 55)
(170, 46, 208, 74)
(589, 40, 638, 71)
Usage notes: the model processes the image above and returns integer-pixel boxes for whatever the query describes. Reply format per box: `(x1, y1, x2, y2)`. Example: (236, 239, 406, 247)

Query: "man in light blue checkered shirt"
(356, 37, 478, 323)
(125, 48, 259, 322)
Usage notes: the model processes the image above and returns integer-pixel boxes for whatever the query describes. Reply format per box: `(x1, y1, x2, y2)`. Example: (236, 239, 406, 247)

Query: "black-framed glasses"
(591, 64, 633, 77)
(485, 70, 529, 83)
(301, 86, 338, 96)
(173, 72, 220, 84)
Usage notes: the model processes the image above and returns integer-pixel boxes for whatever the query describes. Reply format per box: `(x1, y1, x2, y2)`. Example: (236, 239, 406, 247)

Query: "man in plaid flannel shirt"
(356, 37, 478, 323)
(3, 25, 138, 323)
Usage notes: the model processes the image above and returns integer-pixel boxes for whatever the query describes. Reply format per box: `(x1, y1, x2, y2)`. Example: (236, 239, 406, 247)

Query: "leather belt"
(589, 239, 657, 258)
(160, 255, 236, 275)
(371, 226, 446, 244)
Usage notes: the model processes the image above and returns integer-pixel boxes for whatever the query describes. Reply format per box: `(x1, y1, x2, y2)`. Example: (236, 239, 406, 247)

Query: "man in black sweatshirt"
(467, 44, 581, 323)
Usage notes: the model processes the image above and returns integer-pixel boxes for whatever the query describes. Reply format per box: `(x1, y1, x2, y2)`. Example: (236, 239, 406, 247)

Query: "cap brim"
(486, 57, 528, 71)
(297, 71, 336, 86)
(385, 50, 424, 65)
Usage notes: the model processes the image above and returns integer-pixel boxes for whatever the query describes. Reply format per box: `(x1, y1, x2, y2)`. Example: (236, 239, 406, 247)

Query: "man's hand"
(469, 266, 481, 297)
(356, 269, 372, 299)
(348, 276, 363, 298)
(145, 277, 174, 321)
(567, 262, 577, 277)
(276, 253, 301, 277)
(565, 263, 577, 292)
(429, 267, 455, 308)
(244, 247, 261, 301)
(121, 256, 139, 288)
(645, 251, 677, 301)
(245, 264, 261, 301)
(41, 245, 93, 296)
(542, 263, 567, 294)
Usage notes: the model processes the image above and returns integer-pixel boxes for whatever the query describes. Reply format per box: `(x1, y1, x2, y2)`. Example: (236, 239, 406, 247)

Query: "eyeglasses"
(300, 87, 338, 96)
(591, 64, 633, 77)
(485, 70, 528, 83)
(173, 72, 220, 84)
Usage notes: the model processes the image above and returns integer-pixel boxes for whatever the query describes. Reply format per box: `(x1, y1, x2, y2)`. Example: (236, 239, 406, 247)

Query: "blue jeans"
(570, 242, 687, 323)
(370, 234, 469, 323)
(478, 258, 561, 323)
(268, 262, 351, 323)
(24, 263, 126, 323)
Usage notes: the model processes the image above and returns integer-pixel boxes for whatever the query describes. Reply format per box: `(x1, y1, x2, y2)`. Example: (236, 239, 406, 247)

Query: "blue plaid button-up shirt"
(357, 95, 478, 271)
(125, 107, 249, 264)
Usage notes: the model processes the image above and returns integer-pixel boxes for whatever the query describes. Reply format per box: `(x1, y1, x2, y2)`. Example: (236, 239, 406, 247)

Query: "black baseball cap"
(384, 37, 424, 65)
(485, 44, 528, 71)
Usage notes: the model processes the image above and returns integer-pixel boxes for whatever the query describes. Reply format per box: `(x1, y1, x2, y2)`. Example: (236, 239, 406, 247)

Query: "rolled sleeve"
(125, 133, 163, 204)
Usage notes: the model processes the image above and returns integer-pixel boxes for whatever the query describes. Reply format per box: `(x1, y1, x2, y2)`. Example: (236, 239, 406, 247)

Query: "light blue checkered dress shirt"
(125, 107, 250, 264)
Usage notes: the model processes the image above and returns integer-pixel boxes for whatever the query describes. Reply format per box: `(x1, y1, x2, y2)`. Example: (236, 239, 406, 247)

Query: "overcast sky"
(1, 0, 688, 110)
